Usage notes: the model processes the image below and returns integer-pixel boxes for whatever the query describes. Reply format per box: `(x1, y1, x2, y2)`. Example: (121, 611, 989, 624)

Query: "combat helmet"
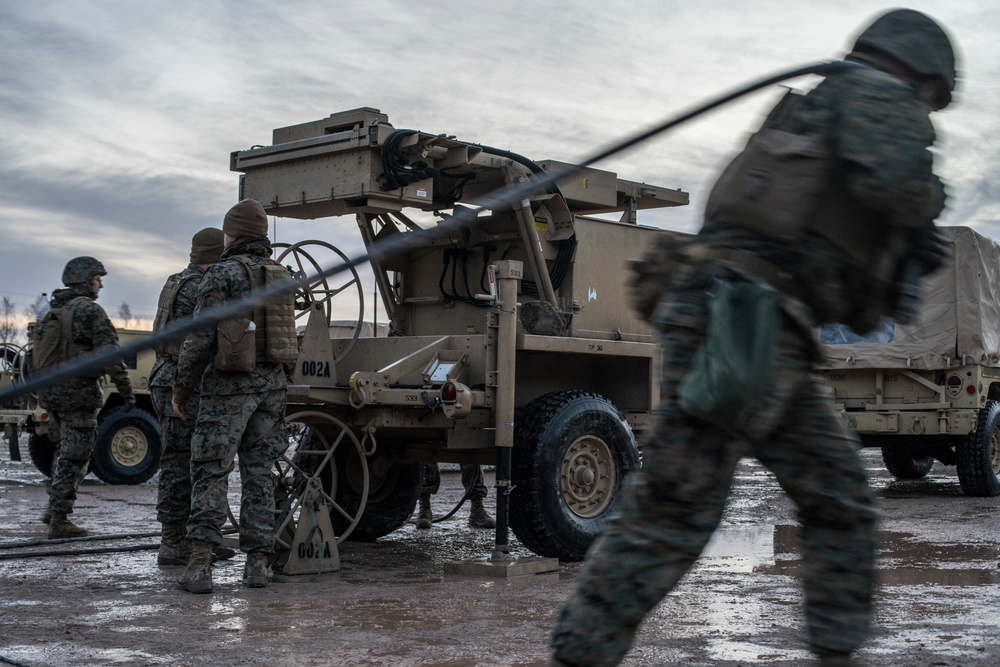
(851, 9, 957, 109)
(62, 256, 107, 286)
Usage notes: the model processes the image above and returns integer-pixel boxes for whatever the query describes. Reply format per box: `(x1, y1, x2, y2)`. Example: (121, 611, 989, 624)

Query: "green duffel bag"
(678, 278, 779, 429)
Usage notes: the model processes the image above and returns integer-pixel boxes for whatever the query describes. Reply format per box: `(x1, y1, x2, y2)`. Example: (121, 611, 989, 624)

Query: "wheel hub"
(111, 426, 148, 467)
(561, 436, 615, 519)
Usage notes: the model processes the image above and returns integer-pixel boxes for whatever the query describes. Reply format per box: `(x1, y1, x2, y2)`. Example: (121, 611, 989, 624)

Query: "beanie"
(222, 199, 269, 239)
(190, 227, 225, 264)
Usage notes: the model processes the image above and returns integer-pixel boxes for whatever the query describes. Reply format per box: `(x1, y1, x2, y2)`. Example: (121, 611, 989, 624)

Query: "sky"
(1, 0, 997, 336)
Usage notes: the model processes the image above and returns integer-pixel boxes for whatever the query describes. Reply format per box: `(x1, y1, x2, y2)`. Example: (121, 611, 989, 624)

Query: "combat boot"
(819, 654, 857, 667)
(40, 508, 51, 524)
(415, 495, 433, 529)
(243, 550, 270, 588)
(47, 512, 87, 539)
(157, 521, 190, 566)
(468, 496, 496, 529)
(177, 541, 214, 594)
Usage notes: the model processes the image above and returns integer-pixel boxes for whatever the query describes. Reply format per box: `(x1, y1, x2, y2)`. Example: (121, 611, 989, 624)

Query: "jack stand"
(276, 478, 340, 576)
(444, 542, 559, 578)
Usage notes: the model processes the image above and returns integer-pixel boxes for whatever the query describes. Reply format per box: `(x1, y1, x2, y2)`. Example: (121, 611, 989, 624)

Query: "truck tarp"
(818, 226, 1000, 370)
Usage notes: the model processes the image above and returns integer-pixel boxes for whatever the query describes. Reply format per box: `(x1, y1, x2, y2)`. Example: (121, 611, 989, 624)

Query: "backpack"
(29, 296, 88, 373)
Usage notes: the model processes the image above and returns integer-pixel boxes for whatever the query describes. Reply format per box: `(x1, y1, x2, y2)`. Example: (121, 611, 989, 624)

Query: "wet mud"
(0, 443, 997, 667)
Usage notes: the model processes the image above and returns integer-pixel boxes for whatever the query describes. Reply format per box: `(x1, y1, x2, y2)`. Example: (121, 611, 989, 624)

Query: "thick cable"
(0, 60, 862, 405)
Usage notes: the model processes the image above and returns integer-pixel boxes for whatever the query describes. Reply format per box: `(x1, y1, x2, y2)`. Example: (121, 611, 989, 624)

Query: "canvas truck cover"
(819, 226, 1000, 370)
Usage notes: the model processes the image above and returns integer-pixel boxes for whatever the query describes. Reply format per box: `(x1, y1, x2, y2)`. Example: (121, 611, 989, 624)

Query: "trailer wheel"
(511, 390, 640, 561)
(90, 408, 161, 485)
(332, 446, 422, 542)
(957, 400, 1000, 497)
(28, 432, 56, 478)
(880, 440, 934, 479)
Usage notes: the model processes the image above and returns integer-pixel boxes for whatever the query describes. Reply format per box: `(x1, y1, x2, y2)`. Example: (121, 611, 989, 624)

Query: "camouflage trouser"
(550, 275, 879, 666)
(420, 462, 488, 501)
(186, 389, 287, 553)
(150, 385, 201, 525)
(47, 409, 98, 514)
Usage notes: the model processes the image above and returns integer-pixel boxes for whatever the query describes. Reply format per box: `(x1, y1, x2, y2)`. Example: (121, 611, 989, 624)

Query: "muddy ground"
(0, 440, 997, 667)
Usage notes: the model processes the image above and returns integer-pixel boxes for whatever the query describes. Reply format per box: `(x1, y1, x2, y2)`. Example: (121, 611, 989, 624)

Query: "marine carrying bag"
(29, 297, 91, 374)
(677, 279, 779, 429)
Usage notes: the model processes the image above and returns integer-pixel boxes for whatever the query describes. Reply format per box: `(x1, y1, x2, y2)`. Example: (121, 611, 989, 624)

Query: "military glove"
(123, 393, 137, 410)
(912, 227, 949, 275)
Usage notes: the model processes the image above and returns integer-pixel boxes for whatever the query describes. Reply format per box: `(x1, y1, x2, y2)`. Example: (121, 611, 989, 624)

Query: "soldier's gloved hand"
(123, 393, 137, 410)
(912, 227, 949, 275)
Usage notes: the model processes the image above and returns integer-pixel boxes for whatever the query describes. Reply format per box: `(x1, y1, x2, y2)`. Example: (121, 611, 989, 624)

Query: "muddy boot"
(40, 508, 52, 525)
(157, 522, 190, 566)
(48, 512, 87, 539)
(415, 495, 433, 529)
(177, 541, 214, 594)
(243, 550, 270, 588)
(468, 496, 496, 529)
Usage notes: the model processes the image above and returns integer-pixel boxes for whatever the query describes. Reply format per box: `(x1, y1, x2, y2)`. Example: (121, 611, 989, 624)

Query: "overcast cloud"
(1, 0, 997, 328)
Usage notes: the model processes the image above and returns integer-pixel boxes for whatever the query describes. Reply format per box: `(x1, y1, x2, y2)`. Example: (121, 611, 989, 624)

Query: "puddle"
(698, 524, 1000, 586)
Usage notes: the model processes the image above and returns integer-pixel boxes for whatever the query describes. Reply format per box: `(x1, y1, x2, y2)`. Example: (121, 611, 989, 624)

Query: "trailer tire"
(90, 408, 161, 485)
(332, 446, 422, 542)
(880, 441, 934, 479)
(511, 390, 640, 562)
(28, 433, 56, 478)
(957, 400, 1000, 497)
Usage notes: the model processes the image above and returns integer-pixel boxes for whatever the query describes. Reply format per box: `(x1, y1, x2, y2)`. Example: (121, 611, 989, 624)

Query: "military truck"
(818, 226, 1000, 497)
(0, 329, 162, 485)
(231, 106, 689, 562)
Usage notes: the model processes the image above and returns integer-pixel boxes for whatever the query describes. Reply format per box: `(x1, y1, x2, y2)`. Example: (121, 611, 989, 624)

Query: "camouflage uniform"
(41, 286, 133, 517)
(173, 237, 289, 555)
(550, 10, 956, 667)
(149, 264, 208, 526)
(420, 462, 489, 501)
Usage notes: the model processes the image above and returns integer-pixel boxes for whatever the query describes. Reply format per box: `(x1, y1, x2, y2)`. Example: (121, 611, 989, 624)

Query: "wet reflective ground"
(1, 445, 997, 667)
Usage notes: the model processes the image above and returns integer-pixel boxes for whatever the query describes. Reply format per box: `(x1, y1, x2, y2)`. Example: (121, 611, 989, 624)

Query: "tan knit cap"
(190, 227, 225, 264)
(222, 199, 269, 239)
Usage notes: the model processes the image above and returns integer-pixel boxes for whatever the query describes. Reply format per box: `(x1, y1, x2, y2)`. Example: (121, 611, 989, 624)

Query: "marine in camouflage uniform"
(41, 256, 135, 539)
(172, 199, 291, 594)
(549, 10, 958, 667)
(149, 228, 224, 565)
(415, 462, 495, 529)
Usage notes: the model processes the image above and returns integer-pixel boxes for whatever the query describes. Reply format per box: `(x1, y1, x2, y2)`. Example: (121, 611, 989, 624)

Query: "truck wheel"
(90, 408, 161, 485)
(511, 390, 640, 561)
(957, 400, 1000, 497)
(332, 445, 422, 542)
(28, 433, 55, 478)
(880, 441, 934, 479)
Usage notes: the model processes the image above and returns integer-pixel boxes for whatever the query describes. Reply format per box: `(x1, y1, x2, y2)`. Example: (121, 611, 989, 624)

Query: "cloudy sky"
(1, 0, 997, 332)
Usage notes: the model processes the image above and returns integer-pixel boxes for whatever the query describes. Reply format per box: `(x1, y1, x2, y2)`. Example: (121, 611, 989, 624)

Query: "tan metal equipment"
(231, 106, 689, 565)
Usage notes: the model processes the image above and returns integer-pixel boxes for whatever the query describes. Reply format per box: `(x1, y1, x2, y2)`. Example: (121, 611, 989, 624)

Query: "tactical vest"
(704, 87, 912, 331)
(30, 296, 91, 373)
(231, 255, 298, 364)
(151, 273, 200, 358)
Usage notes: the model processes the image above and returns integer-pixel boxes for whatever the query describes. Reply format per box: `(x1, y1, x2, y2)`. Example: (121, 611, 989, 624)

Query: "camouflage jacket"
(149, 263, 206, 389)
(698, 62, 945, 330)
(172, 238, 287, 404)
(39, 286, 133, 412)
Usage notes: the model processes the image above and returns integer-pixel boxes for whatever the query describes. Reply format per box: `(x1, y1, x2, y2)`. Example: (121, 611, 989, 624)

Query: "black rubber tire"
(957, 400, 1000, 497)
(511, 390, 640, 561)
(880, 441, 934, 480)
(28, 432, 56, 478)
(90, 408, 161, 485)
(330, 445, 422, 542)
